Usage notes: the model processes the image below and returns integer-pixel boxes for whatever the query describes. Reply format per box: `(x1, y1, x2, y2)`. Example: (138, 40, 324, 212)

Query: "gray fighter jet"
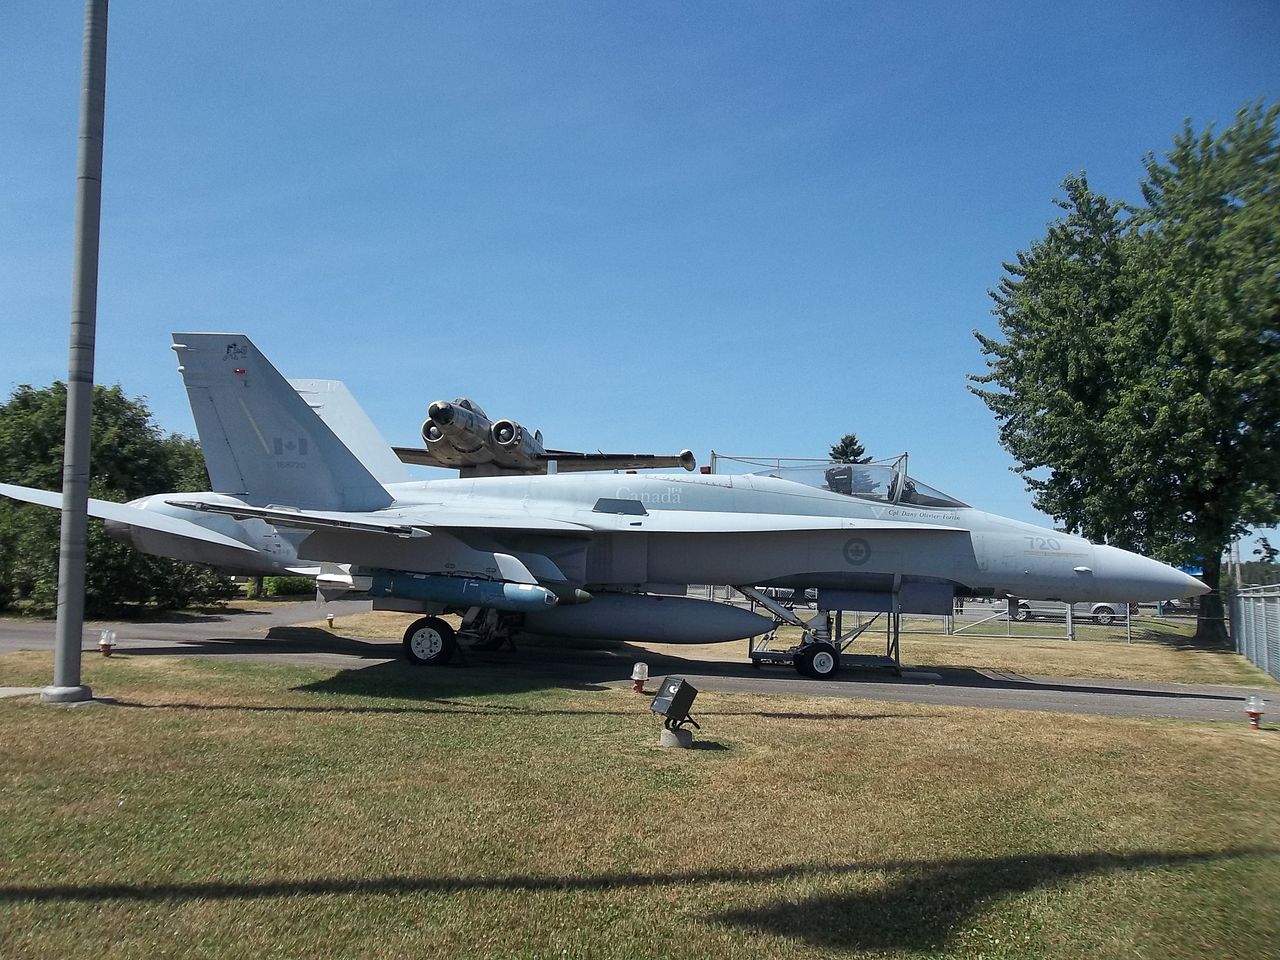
(0, 333, 1207, 679)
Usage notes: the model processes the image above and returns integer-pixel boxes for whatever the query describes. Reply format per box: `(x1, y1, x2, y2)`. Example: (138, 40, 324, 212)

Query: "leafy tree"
(829, 433, 872, 464)
(1239, 558, 1280, 586)
(1254, 537, 1278, 565)
(971, 102, 1280, 643)
(0, 382, 235, 616)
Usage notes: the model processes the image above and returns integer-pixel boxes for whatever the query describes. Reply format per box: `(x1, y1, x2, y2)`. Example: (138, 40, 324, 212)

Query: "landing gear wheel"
(1093, 607, 1115, 626)
(797, 643, 840, 680)
(1012, 605, 1030, 622)
(403, 616, 457, 666)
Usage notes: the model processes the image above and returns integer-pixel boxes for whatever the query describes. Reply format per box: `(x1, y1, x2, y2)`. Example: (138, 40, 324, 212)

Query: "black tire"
(1093, 607, 1115, 626)
(403, 616, 457, 665)
(1012, 604, 1030, 622)
(797, 643, 840, 680)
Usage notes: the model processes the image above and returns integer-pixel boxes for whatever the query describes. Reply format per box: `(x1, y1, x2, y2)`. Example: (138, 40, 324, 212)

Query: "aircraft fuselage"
(132, 470, 1200, 604)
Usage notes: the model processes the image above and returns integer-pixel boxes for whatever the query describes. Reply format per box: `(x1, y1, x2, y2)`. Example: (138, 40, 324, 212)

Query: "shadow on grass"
(113, 627, 399, 660)
(712, 847, 1276, 951)
(92, 622, 1263, 712)
(118, 607, 274, 625)
(913, 668, 1247, 702)
(0, 847, 1269, 954)
(1138, 631, 1250, 661)
(107, 692, 939, 725)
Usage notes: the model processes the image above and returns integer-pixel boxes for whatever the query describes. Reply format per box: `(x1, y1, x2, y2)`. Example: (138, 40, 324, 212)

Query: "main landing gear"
(402, 608, 515, 666)
(403, 616, 457, 665)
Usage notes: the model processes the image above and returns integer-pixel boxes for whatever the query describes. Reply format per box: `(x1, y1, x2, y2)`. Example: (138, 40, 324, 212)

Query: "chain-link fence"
(685, 587, 1189, 643)
(1232, 585, 1280, 681)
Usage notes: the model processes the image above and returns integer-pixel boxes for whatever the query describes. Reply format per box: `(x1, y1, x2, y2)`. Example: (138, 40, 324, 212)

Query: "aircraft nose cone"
(1092, 544, 1209, 600)
(1178, 569, 1211, 597)
(428, 401, 454, 425)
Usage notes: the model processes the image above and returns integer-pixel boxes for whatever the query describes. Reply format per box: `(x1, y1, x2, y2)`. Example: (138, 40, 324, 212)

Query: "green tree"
(1254, 538, 1278, 565)
(0, 382, 235, 616)
(829, 433, 872, 464)
(971, 102, 1280, 643)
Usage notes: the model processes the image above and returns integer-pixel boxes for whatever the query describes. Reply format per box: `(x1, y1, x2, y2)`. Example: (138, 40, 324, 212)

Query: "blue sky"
(1, 1, 1276, 547)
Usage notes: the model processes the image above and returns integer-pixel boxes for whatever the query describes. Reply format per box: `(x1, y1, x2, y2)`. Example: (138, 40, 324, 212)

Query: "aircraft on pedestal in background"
(394, 396, 696, 477)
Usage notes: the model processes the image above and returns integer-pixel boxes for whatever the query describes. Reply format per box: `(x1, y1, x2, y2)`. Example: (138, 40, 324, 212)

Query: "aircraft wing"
(540, 450, 697, 473)
(392, 446, 454, 469)
(167, 499, 594, 535)
(169, 500, 434, 538)
(393, 446, 696, 474)
(0, 482, 260, 554)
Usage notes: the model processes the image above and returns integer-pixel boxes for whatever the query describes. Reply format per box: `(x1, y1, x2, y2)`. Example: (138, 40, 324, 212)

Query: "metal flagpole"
(43, 0, 109, 705)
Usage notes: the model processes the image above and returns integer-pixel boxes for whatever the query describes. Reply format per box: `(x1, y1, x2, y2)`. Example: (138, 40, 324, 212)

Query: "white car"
(1005, 600, 1130, 625)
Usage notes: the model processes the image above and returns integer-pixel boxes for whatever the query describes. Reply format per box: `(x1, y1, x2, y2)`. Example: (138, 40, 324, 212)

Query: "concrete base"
(659, 727, 694, 749)
(40, 685, 94, 704)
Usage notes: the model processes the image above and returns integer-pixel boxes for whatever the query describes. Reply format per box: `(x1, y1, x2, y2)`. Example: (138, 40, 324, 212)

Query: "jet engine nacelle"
(421, 399, 495, 465)
(491, 419, 546, 471)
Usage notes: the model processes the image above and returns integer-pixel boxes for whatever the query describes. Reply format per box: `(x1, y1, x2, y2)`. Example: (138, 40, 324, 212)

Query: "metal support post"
(43, 0, 109, 705)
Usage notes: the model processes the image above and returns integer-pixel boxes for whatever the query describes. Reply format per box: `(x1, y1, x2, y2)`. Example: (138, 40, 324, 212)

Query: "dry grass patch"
(0, 650, 1276, 959)
(299, 609, 432, 640)
(896, 630, 1276, 686)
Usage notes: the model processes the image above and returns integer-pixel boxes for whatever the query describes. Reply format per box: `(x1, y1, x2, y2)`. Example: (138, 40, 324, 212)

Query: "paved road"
(0, 599, 369, 654)
(0, 601, 1263, 722)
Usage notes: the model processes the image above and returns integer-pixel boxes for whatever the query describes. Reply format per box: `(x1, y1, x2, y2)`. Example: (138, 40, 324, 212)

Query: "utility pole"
(43, 0, 109, 705)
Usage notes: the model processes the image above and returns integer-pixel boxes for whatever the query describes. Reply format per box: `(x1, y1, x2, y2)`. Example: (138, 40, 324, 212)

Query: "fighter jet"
(0, 333, 1207, 680)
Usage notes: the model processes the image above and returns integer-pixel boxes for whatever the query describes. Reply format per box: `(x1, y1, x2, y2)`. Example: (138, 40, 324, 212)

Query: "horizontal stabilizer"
(0, 482, 258, 553)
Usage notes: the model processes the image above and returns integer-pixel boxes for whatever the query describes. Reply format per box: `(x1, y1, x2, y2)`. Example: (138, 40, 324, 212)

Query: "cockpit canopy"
(752, 456, 968, 508)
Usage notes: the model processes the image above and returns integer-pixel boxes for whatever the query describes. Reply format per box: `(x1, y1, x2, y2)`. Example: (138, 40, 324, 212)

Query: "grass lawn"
(1, 650, 1277, 959)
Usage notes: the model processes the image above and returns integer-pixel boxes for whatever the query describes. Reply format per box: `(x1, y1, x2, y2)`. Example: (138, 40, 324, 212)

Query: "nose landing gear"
(738, 585, 903, 679)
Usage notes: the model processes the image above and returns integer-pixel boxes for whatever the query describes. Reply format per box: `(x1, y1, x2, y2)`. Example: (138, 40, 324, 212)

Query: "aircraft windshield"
(752, 461, 968, 508)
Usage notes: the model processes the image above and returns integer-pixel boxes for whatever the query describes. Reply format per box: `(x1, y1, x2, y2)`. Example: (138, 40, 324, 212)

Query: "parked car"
(1137, 599, 1188, 615)
(1002, 600, 1130, 625)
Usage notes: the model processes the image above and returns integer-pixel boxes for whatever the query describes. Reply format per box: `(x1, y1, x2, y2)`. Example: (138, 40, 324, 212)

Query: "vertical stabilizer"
(289, 378, 411, 486)
(171, 333, 392, 511)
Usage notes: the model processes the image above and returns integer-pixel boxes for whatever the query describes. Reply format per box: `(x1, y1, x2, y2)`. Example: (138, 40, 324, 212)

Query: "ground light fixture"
(651, 677, 700, 749)
(631, 661, 649, 693)
(1245, 695, 1266, 730)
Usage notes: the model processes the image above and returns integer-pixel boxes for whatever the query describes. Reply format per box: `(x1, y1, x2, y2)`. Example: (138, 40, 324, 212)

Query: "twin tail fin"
(171, 333, 392, 511)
